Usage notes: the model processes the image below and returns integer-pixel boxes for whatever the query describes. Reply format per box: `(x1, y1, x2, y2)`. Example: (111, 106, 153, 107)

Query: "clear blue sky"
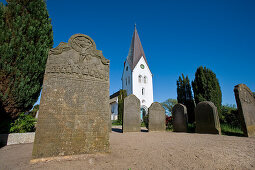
(2, 0, 255, 105)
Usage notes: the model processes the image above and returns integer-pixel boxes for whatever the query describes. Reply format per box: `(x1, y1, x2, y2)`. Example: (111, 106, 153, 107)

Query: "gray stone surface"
(123, 94, 140, 132)
(0, 132, 35, 146)
(32, 34, 110, 159)
(148, 102, 166, 132)
(234, 84, 255, 137)
(195, 101, 221, 134)
(172, 104, 188, 132)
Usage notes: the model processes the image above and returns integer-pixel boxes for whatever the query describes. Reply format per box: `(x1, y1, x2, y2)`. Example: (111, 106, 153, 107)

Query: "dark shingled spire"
(127, 25, 148, 70)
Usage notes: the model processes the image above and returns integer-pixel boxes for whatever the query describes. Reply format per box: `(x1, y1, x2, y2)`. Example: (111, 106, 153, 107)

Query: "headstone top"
(45, 34, 109, 81)
(149, 102, 165, 111)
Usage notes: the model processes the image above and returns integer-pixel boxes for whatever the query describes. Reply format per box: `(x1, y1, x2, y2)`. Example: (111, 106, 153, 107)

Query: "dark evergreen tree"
(177, 74, 195, 123)
(192, 66, 222, 115)
(117, 89, 127, 123)
(0, 0, 53, 125)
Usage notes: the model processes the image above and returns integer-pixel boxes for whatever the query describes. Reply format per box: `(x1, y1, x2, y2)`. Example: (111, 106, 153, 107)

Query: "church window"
(142, 88, 145, 95)
(128, 76, 130, 84)
(138, 75, 142, 83)
(142, 100, 145, 103)
(144, 76, 147, 83)
(126, 66, 128, 71)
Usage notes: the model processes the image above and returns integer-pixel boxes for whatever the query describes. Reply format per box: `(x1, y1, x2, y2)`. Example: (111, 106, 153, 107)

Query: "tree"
(177, 74, 196, 123)
(118, 89, 127, 123)
(192, 66, 222, 115)
(161, 98, 177, 116)
(0, 0, 53, 124)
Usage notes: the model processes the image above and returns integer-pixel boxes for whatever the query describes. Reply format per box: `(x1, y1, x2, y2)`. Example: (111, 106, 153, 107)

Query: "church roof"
(126, 26, 148, 70)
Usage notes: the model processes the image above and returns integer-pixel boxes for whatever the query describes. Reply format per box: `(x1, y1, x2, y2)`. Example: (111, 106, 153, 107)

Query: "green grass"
(141, 122, 146, 127)
(187, 123, 196, 133)
(221, 123, 244, 137)
(112, 120, 122, 126)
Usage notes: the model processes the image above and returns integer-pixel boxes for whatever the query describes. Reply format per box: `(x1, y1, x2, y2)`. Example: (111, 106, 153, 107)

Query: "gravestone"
(32, 34, 110, 160)
(234, 84, 255, 137)
(195, 101, 221, 134)
(123, 94, 140, 132)
(148, 102, 166, 132)
(172, 104, 188, 132)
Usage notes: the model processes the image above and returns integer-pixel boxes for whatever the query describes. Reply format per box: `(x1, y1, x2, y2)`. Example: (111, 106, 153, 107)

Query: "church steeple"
(127, 25, 148, 70)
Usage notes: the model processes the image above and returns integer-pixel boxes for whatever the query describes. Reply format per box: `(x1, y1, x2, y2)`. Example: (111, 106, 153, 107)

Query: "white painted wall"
(111, 102, 118, 120)
(132, 57, 153, 109)
(122, 62, 132, 96)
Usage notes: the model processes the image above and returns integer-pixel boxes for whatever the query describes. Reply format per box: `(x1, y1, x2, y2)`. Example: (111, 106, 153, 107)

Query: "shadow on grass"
(221, 131, 245, 137)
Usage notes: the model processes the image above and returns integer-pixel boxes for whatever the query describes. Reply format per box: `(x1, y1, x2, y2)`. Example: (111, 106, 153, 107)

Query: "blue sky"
(2, 0, 255, 105)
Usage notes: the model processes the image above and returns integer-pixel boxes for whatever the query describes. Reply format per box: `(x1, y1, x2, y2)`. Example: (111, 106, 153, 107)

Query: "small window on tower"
(138, 75, 142, 83)
(144, 76, 147, 83)
(142, 88, 145, 95)
(142, 100, 145, 103)
(126, 66, 128, 71)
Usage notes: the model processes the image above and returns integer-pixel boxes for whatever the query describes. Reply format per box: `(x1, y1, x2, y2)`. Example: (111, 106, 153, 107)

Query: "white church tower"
(122, 25, 154, 113)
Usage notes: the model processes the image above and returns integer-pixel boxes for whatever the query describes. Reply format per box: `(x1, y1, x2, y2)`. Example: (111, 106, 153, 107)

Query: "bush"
(166, 115, 173, 130)
(220, 104, 241, 128)
(143, 114, 149, 129)
(10, 113, 36, 133)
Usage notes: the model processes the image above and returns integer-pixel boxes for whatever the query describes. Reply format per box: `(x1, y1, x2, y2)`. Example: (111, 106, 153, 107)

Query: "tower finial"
(134, 23, 136, 28)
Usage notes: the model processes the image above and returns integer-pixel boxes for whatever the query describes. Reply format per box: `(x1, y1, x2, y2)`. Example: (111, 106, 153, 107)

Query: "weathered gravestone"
(172, 104, 188, 132)
(148, 102, 166, 132)
(234, 84, 255, 137)
(123, 94, 140, 132)
(195, 101, 221, 134)
(32, 34, 110, 160)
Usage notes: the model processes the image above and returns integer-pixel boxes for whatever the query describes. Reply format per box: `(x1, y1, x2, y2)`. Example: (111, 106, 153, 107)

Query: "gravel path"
(1, 126, 255, 170)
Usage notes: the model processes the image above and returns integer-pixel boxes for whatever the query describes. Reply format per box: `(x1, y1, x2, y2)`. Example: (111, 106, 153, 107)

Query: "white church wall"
(132, 57, 153, 109)
(122, 62, 132, 96)
(111, 102, 118, 120)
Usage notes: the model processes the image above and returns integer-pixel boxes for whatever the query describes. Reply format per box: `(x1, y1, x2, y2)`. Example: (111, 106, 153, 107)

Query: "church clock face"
(140, 64, 144, 69)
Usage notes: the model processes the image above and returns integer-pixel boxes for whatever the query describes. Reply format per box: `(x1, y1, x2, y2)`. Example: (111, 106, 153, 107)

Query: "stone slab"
(172, 104, 188, 132)
(195, 101, 221, 134)
(32, 34, 110, 159)
(0, 132, 35, 146)
(123, 94, 140, 132)
(234, 84, 255, 137)
(148, 102, 166, 132)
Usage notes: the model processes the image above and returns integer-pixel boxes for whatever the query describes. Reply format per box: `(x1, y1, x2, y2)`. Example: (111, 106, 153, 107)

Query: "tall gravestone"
(148, 102, 166, 132)
(32, 34, 110, 160)
(172, 104, 188, 132)
(123, 94, 140, 132)
(234, 84, 255, 137)
(195, 101, 221, 134)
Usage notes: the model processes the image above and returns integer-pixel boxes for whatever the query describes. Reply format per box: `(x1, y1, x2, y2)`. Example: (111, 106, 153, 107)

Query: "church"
(110, 26, 154, 120)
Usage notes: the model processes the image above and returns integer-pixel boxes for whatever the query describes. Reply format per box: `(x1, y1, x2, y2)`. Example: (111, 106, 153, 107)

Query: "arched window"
(142, 100, 146, 103)
(138, 75, 142, 83)
(142, 88, 145, 95)
(126, 66, 128, 71)
(144, 76, 147, 83)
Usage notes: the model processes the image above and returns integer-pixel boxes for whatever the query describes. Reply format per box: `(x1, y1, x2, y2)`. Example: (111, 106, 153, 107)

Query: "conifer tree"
(192, 66, 222, 114)
(117, 89, 127, 123)
(0, 0, 53, 123)
(177, 74, 195, 123)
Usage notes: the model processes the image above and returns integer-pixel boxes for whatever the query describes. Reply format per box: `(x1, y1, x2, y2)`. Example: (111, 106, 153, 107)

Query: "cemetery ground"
(1, 126, 255, 170)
